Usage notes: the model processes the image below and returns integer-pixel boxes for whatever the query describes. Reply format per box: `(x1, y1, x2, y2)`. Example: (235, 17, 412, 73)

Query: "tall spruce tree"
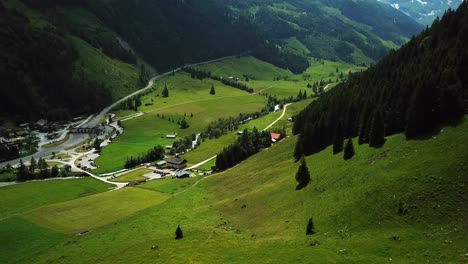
(343, 138, 355, 160)
(210, 84, 216, 95)
(37, 157, 49, 179)
(175, 225, 183, 240)
(295, 156, 311, 190)
(369, 109, 386, 147)
(29, 156, 37, 175)
(162, 84, 169, 97)
(306, 217, 315, 235)
(16, 159, 29, 182)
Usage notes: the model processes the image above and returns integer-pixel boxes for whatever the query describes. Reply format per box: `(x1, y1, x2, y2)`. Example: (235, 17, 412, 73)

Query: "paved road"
(0, 56, 234, 168)
(263, 103, 292, 132)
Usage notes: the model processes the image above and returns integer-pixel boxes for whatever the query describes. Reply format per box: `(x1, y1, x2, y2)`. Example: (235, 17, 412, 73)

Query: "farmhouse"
(270, 133, 283, 143)
(175, 170, 190, 179)
(167, 156, 187, 169)
(166, 134, 177, 139)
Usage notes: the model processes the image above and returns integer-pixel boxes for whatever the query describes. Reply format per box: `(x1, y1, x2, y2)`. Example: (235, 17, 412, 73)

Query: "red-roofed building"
(270, 133, 283, 143)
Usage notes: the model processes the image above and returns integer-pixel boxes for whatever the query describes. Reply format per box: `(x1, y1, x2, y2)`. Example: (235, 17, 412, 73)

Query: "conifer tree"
(51, 165, 59, 178)
(180, 119, 189, 129)
(306, 217, 315, 235)
(369, 109, 385, 147)
(16, 159, 29, 182)
(175, 225, 183, 239)
(295, 156, 311, 190)
(29, 157, 37, 175)
(94, 138, 102, 151)
(343, 138, 355, 160)
(38, 157, 49, 179)
(210, 84, 216, 95)
(162, 84, 169, 97)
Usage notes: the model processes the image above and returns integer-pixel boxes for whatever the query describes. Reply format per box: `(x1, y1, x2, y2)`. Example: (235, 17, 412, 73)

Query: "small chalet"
(175, 170, 190, 179)
(270, 133, 283, 143)
(167, 157, 187, 169)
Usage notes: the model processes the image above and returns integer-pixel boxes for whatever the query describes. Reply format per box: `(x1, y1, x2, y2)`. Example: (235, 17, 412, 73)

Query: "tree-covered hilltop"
(293, 2, 468, 158)
(223, 0, 423, 65)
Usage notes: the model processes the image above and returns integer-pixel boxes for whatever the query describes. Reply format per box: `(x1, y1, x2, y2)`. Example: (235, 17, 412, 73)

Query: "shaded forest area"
(293, 3, 468, 158)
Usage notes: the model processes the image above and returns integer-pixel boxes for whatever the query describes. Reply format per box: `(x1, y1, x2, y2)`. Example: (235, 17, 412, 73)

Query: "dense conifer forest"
(293, 3, 468, 158)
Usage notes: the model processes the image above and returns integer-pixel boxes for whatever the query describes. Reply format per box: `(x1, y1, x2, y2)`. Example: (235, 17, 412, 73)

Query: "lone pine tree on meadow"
(295, 156, 311, 190)
(210, 84, 216, 95)
(175, 225, 183, 239)
(343, 138, 355, 160)
(162, 84, 169, 97)
(306, 217, 315, 235)
(180, 119, 189, 129)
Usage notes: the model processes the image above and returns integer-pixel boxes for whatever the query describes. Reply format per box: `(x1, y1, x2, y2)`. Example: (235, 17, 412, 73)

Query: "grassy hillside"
(0, 178, 112, 219)
(70, 36, 139, 101)
(198, 56, 292, 80)
(3, 118, 466, 263)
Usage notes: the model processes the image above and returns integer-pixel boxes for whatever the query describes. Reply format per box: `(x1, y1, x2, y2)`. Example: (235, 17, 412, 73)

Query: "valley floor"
(1, 117, 467, 263)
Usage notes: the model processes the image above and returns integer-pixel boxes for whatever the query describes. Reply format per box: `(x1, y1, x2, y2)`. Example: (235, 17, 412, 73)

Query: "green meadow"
(24, 187, 169, 234)
(2, 118, 466, 263)
(112, 168, 153, 182)
(0, 178, 112, 219)
(96, 72, 267, 173)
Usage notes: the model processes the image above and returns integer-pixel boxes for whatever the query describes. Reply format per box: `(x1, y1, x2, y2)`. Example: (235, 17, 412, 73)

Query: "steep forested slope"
(293, 2, 468, 157)
(0, 3, 114, 121)
(224, 0, 423, 64)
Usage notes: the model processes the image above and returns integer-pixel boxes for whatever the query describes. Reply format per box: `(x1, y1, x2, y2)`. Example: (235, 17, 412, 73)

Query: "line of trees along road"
(293, 3, 468, 159)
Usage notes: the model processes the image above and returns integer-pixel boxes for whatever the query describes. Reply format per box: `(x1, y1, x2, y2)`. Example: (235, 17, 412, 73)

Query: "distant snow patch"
(416, 0, 428, 5)
(391, 3, 400, 9)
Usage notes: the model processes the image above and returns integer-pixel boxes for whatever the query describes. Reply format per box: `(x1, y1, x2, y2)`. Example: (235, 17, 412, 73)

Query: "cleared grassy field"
(10, 119, 467, 263)
(0, 217, 65, 264)
(198, 56, 292, 80)
(94, 114, 178, 173)
(24, 187, 169, 234)
(113, 168, 152, 182)
(139, 73, 255, 113)
(0, 178, 112, 219)
(137, 176, 200, 194)
(244, 59, 366, 99)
